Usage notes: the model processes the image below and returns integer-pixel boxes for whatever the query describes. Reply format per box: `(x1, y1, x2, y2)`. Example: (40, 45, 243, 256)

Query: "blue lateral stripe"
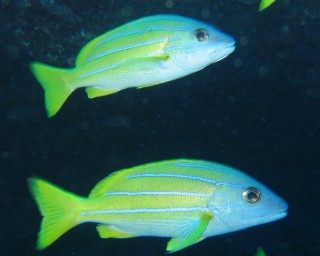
(79, 37, 178, 79)
(97, 30, 145, 47)
(126, 165, 243, 188)
(165, 44, 203, 52)
(216, 182, 243, 188)
(126, 173, 217, 185)
(173, 162, 244, 188)
(105, 191, 211, 197)
(173, 162, 232, 175)
(127, 16, 190, 27)
(97, 26, 189, 48)
(80, 206, 205, 216)
(88, 36, 179, 62)
(79, 63, 118, 79)
(87, 38, 165, 62)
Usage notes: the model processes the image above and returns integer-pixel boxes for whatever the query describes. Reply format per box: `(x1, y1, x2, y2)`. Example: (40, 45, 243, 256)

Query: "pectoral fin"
(166, 212, 214, 253)
(131, 54, 169, 70)
(96, 224, 135, 239)
(114, 54, 170, 73)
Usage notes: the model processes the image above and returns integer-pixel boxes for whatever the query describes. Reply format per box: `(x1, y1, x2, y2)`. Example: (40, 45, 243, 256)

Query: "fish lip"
(210, 43, 236, 62)
(272, 210, 287, 220)
(265, 207, 288, 222)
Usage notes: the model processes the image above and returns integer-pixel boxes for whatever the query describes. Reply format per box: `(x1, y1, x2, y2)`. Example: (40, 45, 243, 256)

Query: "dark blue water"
(1, 0, 319, 255)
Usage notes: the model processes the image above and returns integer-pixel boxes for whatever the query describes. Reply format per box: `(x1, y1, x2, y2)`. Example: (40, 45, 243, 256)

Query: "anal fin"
(96, 224, 135, 239)
(86, 87, 118, 99)
(137, 82, 161, 89)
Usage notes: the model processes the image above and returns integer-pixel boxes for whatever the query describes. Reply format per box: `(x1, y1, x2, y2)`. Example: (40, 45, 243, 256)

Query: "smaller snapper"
(259, 0, 276, 11)
(28, 159, 287, 253)
(30, 15, 235, 117)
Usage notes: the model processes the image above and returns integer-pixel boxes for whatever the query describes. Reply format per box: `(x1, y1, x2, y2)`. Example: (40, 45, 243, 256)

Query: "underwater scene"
(1, 0, 319, 255)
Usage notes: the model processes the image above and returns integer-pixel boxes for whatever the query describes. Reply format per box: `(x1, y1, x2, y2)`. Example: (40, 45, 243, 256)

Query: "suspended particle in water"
(239, 36, 249, 47)
(233, 59, 243, 68)
(165, 0, 174, 8)
(258, 65, 269, 76)
(201, 9, 211, 19)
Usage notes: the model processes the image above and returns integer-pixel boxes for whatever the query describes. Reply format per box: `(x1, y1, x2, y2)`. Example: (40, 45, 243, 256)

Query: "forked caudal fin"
(30, 62, 74, 117)
(28, 178, 85, 250)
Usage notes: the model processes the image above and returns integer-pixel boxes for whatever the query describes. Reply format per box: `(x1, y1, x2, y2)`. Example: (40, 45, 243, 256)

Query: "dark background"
(1, 0, 320, 255)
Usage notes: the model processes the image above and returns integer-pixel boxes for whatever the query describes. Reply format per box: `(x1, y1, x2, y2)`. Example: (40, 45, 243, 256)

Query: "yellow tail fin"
(30, 62, 73, 117)
(28, 177, 85, 250)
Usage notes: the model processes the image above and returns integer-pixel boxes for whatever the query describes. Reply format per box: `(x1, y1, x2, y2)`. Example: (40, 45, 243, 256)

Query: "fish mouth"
(265, 207, 288, 223)
(210, 43, 236, 63)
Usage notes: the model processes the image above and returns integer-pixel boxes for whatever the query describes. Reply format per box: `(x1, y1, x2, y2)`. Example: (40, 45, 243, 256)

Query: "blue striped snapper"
(30, 15, 235, 117)
(28, 159, 287, 253)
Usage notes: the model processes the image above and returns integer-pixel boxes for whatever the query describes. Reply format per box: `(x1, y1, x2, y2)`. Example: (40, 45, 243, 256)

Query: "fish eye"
(194, 29, 209, 42)
(243, 187, 261, 204)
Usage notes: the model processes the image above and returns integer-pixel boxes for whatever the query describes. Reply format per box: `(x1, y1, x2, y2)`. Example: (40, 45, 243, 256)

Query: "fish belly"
(79, 197, 208, 238)
(69, 57, 189, 92)
(105, 218, 192, 238)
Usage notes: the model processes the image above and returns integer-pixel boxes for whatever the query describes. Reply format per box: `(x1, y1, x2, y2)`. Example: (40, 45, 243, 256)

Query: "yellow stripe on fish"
(30, 15, 235, 117)
(28, 159, 287, 253)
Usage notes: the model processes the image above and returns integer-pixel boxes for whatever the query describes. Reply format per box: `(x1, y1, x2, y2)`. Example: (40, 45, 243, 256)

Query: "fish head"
(164, 18, 235, 72)
(206, 166, 287, 235)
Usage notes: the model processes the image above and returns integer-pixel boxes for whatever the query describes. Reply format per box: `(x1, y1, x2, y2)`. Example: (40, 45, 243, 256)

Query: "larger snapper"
(30, 15, 235, 117)
(28, 159, 287, 253)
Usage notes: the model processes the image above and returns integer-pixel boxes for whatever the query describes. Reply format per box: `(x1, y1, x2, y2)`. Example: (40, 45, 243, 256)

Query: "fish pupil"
(194, 29, 209, 42)
(248, 191, 258, 200)
(243, 187, 261, 203)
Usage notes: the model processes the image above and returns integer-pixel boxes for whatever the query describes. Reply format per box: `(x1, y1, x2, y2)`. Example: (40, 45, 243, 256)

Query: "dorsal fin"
(88, 163, 149, 198)
(88, 170, 126, 198)
(75, 33, 108, 66)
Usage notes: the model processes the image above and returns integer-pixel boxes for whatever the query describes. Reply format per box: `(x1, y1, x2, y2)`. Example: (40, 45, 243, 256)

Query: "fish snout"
(208, 42, 236, 63)
(263, 195, 288, 223)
